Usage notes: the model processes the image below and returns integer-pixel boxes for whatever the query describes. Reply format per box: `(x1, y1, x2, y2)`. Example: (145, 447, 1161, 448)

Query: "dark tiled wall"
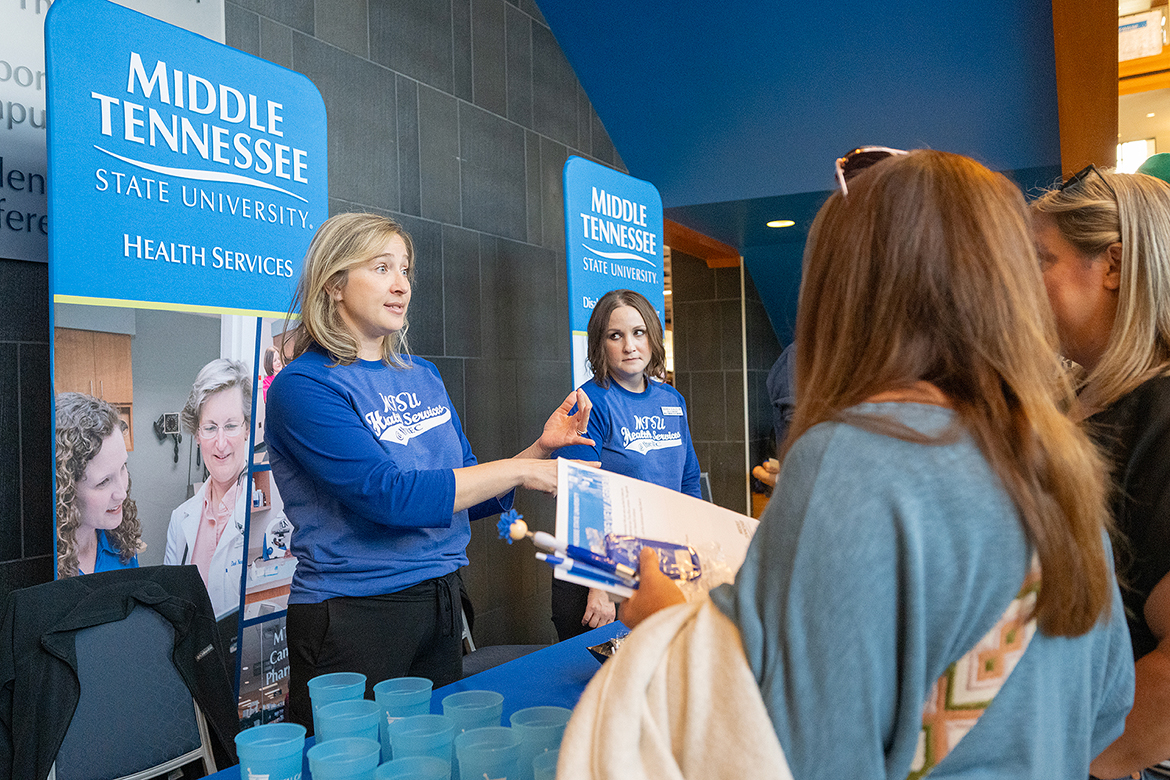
(671, 250, 759, 513)
(0, 259, 54, 599)
(223, 0, 621, 645)
(744, 271, 784, 467)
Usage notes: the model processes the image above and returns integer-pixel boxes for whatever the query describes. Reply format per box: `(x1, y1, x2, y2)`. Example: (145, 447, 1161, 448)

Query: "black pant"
(551, 578, 593, 643)
(286, 571, 466, 734)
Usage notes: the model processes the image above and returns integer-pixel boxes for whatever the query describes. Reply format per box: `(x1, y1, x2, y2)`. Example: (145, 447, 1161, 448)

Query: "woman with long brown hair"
(617, 151, 1133, 779)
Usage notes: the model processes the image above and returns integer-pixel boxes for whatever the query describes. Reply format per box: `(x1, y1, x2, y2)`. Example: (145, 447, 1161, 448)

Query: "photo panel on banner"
(45, 0, 327, 727)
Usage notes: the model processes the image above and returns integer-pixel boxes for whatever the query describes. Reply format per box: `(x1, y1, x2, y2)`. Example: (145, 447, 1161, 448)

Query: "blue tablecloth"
(432, 621, 626, 717)
(208, 622, 627, 778)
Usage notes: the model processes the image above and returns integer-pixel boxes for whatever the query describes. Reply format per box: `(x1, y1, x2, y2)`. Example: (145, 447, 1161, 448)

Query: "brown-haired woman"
(266, 212, 592, 733)
(55, 392, 142, 578)
(1032, 168, 1170, 779)
(619, 151, 1133, 779)
(552, 288, 700, 641)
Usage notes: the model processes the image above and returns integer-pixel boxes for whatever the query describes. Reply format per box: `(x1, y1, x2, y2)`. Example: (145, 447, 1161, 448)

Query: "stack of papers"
(553, 459, 759, 599)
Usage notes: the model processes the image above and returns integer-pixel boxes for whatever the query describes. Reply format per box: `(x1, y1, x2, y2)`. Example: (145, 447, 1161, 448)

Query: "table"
(433, 621, 625, 718)
(208, 622, 627, 778)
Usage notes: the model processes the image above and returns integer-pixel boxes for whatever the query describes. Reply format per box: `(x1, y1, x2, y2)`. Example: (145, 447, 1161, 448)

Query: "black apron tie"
(436, 571, 458, 638)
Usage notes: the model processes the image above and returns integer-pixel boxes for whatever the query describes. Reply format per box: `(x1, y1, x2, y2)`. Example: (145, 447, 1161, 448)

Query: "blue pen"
(537, 553, 637, 590)
(529, 531, 638, 579)
(536, 552, 638, 589)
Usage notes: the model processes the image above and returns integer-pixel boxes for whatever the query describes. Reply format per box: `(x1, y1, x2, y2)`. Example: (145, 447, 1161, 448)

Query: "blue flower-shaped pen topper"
(497, 509, 525, 544)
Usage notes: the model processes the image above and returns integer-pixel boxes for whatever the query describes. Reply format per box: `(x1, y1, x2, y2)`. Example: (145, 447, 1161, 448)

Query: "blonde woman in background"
(1032, 167, 1170, 780)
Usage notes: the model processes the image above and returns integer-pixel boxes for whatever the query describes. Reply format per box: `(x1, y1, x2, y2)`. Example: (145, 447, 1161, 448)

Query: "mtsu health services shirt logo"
(363, 390, 451, 446)
(619, 413, 682, 455)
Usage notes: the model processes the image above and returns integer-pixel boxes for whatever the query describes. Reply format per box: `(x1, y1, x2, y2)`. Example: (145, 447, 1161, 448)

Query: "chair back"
(53, 603, 217, 780)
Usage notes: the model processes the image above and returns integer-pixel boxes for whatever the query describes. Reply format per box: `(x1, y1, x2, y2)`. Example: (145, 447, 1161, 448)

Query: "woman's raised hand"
(535, 388, 594, 456)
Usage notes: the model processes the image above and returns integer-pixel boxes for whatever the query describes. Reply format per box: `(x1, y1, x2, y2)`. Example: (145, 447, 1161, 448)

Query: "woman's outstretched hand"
(535, 388, 594, 456)
(620, 547, 686, 629)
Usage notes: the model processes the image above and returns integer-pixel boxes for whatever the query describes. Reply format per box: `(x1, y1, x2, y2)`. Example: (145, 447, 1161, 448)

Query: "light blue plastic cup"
(508, 707, 571, 780)
(455, 727, 522, 780)
(374, 677, 434, 762)
(386, 714, 456, 764)
(234, 722, 306, 780)
(307, 672, 368, 738)
(441, 690, 503, 734)
(317, 698, 382, 745)
(374, 755, 452, 780)
(307, 736, 381, 780)
(532, 749, 559, 780)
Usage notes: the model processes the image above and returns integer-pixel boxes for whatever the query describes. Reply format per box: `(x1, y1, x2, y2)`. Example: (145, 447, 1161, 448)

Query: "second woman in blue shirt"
(553, 288, 700, 640)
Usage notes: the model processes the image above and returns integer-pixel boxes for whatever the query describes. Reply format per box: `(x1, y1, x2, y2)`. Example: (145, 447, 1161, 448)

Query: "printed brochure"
(553, 459, 759, 599)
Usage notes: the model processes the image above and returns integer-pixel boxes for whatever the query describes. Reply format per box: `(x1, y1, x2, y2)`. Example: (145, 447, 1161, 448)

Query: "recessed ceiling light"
(1148, 112, 1157, 118)
(767, 219, 795, 228)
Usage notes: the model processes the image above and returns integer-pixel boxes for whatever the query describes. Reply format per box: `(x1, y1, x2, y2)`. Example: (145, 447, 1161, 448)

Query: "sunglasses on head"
(835, 146, 909, 195)
(1058, 164, 1116, 201)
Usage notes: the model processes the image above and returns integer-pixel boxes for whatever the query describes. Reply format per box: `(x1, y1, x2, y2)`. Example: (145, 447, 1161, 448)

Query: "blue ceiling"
(535, 0, 1065, 254)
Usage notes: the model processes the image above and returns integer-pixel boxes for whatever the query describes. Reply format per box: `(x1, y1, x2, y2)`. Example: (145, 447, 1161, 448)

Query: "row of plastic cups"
(235, 712, 567, 780)
(308, 677, 558, 766)
(306, 673, 434, 763)
(235, 730, 427, 780)
(242, 673, 569, 780)
(388, 704, 570, 780)
(234, 729, 443, 780)
(443, 695, 569, 780)
(389, 726, 561, 780)
(300, 732, 561, 780)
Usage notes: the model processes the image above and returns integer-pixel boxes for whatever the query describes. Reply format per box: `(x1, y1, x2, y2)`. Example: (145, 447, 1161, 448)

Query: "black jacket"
(0, 565, 239, 780)
(1088, 374, 1170, 659)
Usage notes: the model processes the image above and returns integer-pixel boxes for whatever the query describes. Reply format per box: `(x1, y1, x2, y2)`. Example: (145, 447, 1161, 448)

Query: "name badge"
(661, 406, 683, 416)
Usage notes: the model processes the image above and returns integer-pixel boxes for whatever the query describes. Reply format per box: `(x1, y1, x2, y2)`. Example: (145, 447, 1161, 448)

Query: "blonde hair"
(586, 289, 666, 387)
(791, 150, 1111, 636)
(287, 213, 415, 367)
(1031, 170, 1170, 409)
(54, 393, 142, 578)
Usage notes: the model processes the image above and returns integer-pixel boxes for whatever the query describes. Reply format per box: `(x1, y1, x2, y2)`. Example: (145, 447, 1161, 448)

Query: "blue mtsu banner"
(46, 0, 327, 317)
(563, 156, 665, 388)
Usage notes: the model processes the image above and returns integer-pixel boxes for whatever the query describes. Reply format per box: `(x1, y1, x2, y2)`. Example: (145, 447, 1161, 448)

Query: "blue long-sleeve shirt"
(556, 377, 701, 498)
(266, 348, 508, 603)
